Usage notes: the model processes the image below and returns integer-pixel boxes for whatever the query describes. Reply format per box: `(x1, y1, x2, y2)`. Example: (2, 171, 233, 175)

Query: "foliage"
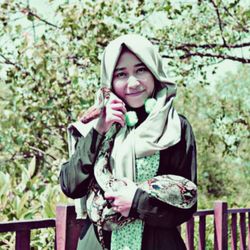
(0, 0, 249, 248)
(176, 64, 250, 209)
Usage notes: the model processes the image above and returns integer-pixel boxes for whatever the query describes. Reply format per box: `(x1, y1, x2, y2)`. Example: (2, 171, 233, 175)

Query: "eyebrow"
(114, 63, 145, 72)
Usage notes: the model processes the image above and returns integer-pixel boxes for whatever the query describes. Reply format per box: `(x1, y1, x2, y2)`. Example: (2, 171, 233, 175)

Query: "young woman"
(60, 34, 197, 250)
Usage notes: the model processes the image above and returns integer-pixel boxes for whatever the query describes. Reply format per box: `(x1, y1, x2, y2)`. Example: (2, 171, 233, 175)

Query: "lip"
(125, 89, 145, 96)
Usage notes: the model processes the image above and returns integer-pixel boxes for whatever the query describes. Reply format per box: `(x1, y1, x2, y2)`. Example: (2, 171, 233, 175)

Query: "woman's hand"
(95, 95, 127, 134)
(104, 178, 138, 217)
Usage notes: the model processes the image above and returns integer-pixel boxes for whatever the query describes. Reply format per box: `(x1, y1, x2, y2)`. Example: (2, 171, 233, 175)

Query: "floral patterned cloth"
(111, 152, 160, 250)
(86, 125, 197, 249)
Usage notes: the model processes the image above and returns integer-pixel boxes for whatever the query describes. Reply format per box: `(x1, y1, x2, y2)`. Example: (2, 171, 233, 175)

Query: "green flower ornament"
(125, 98, 157, 127)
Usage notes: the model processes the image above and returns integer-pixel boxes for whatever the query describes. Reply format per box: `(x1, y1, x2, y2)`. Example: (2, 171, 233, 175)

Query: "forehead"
(115, 49, 143, 69)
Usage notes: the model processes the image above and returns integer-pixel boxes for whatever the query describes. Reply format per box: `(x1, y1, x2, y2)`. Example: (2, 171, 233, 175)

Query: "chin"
(129, 104, 143, 108)
(127, 100, 145, 108)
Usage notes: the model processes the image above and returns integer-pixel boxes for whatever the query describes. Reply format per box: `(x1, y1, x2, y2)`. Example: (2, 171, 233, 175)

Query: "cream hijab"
(100, 34, 181, 181)
(68, 34, 181, 217)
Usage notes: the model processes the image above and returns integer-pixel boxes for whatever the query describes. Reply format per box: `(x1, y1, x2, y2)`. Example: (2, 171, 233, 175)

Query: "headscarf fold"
(100, 34, 181, 181)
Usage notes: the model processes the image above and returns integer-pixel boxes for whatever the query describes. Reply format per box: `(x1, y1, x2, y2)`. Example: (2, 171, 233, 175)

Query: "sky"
(1, 0, 248, 85)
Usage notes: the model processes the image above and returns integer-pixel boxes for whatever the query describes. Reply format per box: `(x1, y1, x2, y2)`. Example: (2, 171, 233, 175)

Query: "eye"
(136, 67, 147, 74)
(114, 72, 127, 79)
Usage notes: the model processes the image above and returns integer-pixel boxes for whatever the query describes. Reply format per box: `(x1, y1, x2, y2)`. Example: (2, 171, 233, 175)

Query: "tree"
(0, 0, 249, 248)
(175, 64, 250, 208)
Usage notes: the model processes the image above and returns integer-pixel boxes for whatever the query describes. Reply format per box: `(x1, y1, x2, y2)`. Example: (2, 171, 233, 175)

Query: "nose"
(127, 75, 140, 88)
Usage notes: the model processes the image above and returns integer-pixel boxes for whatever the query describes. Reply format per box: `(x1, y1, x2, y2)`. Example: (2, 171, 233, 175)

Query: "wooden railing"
(185, 201, 250, 250)
(0, 218, 55, 249)
(0, 201, 249, 250)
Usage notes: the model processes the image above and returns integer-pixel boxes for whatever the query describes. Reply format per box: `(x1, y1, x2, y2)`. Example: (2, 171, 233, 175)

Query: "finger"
(111, 110, 125, 121)
(106, 108, 125, 121)
(107, 114, 125, 127)
(109, 103, 127, 114)
(109, 97, 124, 105)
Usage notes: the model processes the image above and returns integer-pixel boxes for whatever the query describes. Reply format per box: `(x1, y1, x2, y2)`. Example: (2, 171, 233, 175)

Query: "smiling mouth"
(126, 90, 145, 96)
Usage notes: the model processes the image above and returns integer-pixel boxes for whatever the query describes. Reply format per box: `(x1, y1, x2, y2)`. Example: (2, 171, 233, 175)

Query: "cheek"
(112, 81, 125, 97)
(145, 76, 155, 94)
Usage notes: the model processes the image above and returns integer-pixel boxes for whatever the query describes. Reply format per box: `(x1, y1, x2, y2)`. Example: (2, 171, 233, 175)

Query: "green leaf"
(1, 3, 8, 9)
(13, 196, 21, 213)
(44, 201, 55, 217)
(174, 9, 181, 15)
(28, 156, 36, 178)
(23, 211, 35, 219)
(72, 76, 78, 85)
(244, 10, 250, 18)
(27, 13, 35, 22)
(15, 24, 22, 34)
(0, 172, 10, 197)
(16, 191, 30, 219)
(18, 165, 30, 192)
(164, 4, 172, 12)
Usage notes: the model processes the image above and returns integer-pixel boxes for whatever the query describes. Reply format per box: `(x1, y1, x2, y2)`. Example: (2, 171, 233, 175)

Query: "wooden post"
(56, 205, 67, 250)
(198, 215, 206, 250)
(248, 212, 250, 250)
(16, 230, 30, 250)
(231, 213, 237, 250)
(56, 205, 84, 250)
(239, 213, 246, 250)
(214, 201, 228, 250)
(185, 217, 194, 250)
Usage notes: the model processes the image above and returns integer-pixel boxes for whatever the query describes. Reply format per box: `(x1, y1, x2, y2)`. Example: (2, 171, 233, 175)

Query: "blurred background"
(0, 0, 249, 248)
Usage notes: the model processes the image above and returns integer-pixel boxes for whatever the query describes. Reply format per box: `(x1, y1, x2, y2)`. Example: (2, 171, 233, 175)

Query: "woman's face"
(112, 49, 155, 108)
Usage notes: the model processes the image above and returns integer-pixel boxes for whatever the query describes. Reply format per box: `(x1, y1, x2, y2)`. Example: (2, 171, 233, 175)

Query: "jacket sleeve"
(59, 128, 103, 199)
(129, 115, 197, 228)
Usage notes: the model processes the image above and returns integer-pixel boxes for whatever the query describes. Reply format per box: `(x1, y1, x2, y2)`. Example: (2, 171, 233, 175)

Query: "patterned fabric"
(111, 152, 160, 250)
(111, 220, 143, 250)
(86, 125, 197, 249)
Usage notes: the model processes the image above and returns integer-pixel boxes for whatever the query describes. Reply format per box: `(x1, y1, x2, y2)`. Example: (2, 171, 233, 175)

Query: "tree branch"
(181, 52, 250, 63)
(150, 37, 250, 50)
(223, 5, 249, 33)
(174, 42, 250, 50)
(26, 0, 37, 43)
(210, 0, 227, 46)
(0, 54, 21, 69)
(0, 53, 36, 81)
(163, 52, 250, 63)
(20, 7, 59, 29)
(153, 39, 250, 63)
(29, 145, 57, 160)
